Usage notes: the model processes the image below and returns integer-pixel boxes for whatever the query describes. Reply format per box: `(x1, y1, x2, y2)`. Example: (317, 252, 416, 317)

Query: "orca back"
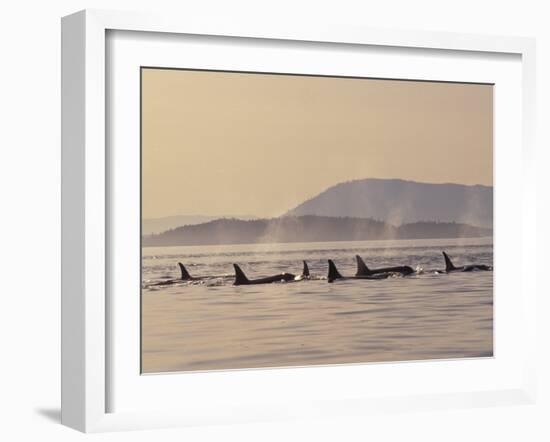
(442, 252, 456, 272)
(233, 264, 250, 285)
(178, 262, 192, 280)
(355, 255, 371, 276)
(328, 260, 343, 282)
(302, 260, 310, 277)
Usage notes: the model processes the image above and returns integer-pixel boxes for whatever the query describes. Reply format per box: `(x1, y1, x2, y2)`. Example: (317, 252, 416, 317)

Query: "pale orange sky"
(142, 68, 493, 219)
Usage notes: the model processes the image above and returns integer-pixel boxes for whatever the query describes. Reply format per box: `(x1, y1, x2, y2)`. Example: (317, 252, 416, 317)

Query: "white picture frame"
(61, 9, 537, 433)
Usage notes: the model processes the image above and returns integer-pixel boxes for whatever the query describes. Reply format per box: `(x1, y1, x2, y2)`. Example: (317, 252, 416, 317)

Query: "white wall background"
(0, 0, 548, 440)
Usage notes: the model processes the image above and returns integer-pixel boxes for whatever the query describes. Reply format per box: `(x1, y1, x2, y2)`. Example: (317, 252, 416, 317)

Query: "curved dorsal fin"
(442, 252, 456, 272)
(327, 259, 343, 283)
(233, 264, 250, 285)
(302, 260, 310, 277)
(355, 255, 371, 276)
(178, 262, 192, 280)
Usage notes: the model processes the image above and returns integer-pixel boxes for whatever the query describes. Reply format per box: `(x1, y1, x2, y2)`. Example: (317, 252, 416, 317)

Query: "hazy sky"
(142, 68, 492, 219)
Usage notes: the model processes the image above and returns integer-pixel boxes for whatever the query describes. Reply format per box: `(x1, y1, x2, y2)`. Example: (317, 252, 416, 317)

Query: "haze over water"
(141, 237, 493, 373)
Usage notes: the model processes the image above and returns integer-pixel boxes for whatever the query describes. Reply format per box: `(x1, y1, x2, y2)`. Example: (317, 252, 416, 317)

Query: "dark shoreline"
(143, 215, 492, 248)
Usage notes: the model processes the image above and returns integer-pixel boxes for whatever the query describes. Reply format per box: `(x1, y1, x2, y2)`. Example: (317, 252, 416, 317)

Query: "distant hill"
(286, 179, 493, 228)
(142, 214, 257, 235)
(142, 215, 492, 247)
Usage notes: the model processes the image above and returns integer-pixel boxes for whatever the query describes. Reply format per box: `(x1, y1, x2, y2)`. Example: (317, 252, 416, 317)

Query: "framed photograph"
(61, 9, 537, 432)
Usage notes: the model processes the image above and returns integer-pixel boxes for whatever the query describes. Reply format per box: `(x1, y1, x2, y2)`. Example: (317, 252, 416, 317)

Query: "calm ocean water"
(141, 237, 493, 373)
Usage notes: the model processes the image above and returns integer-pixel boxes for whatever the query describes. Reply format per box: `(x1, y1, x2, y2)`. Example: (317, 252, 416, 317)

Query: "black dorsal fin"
(442, 252, 456, 272)
(233, 264, 250, 285)
(178, 262, 192, 280)
(355, 255, 371, 276)
(327, 260, 343, 283)
(302, 260, 310, 277)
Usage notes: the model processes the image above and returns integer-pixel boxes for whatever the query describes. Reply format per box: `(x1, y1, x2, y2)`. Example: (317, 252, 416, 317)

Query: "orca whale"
(178, 262, 197, 280)
(233, 261, 310, 285)
(328, 259, 390, 283)
(442, 252, 492, 273)
(355, 255, 414, 276)
(150, 262, 205, 286)
(297, 260, 310, 280)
